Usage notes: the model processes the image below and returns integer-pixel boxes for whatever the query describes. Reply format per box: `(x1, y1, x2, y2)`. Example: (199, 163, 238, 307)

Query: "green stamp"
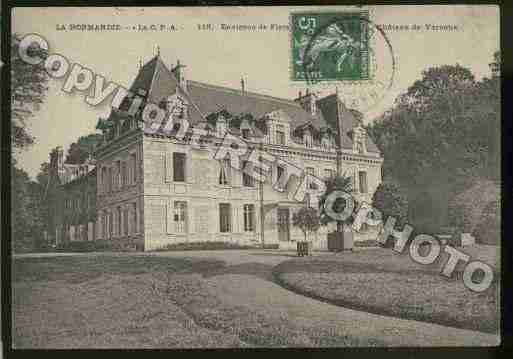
(290, 11, 370, 82)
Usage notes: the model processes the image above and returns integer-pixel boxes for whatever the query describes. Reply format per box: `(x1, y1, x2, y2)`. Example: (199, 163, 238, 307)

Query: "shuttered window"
(173, 153, 186, 182)
(219, 203, 231, 233)
(123, 208, 129, 236)
(131, 154, 137, 183)
(117, 206, 122, 236)
(132, 203, 138, 234)
(219, 159, 230, 185)
(242, 161, 255, 187)
(243, 204, 255, 232)
(174, 201, 187, 233)
(358, 171, 368, 194)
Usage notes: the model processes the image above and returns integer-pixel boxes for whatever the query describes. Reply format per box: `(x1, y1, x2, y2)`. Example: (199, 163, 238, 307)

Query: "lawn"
(12, 253, 383, 348)
(273, 245, 500, 334)
(12, 254, 243, 348)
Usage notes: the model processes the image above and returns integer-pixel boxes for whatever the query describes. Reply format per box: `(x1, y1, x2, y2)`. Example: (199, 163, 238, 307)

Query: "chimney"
(294, 88, 317, 116)
(172, 59, 188, 91)
(241, 77, 245, 94)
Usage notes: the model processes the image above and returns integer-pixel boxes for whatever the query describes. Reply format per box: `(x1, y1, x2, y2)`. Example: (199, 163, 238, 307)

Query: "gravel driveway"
(149, 250, 499, 346)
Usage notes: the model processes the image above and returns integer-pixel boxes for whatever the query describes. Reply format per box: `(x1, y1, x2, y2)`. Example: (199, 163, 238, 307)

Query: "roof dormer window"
(304, 130, 313, 148)
(216, 115, 227, 138)
(276, 124, 286, 145)
(321, 133, 332, 149)
(353, 127, 367, 154)
(356, 139, 364, 154)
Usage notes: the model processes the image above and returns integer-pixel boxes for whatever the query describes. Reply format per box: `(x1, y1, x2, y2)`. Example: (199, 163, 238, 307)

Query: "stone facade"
(137, 131, 381, 251)
(94, 127, 144, 250)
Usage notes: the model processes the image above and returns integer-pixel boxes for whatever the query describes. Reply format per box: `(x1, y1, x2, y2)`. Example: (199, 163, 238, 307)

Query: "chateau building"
(49, 53, 383, 251)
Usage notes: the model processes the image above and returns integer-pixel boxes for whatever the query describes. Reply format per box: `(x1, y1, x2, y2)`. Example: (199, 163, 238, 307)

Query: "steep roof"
(316, 94, 380, 153)
(130, 55, 179, 104)
(124, 56, 380, 154)
(187, 80, 327, 129)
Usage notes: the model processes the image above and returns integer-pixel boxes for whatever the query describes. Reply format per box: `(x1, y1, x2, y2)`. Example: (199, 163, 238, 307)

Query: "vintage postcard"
(9, 5, 500, 349)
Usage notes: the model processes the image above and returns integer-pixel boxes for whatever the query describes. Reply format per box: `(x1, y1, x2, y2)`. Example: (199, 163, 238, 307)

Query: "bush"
(292, 207, 320, 241)
(354, 240, 381, 247)
(372, 181, 408, 226)
(153, 241, 256, 252)
(448, 179, 500, 233)
(56, 239, 136, 252)
(473, 200, 500, 245)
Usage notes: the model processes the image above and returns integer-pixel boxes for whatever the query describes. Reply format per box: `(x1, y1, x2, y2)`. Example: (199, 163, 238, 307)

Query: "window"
(102, 212, 108, 239)
(306, 167, 316, 189)
(132, 203, 138, 234)
(121, 162, 127, 187)
(216, 120, 226, 138)
(121, 118, 130, 133)
(219, 203, 231, 233)
(321, 134, 332, 148)
(101, 167, 107, 192)
(218, 159, 230, 185)
(108, 211, 113, 239)
(108, 167, 113, 192)
(117, 206, 122, 236)
(123, 208, 129, 236)
(242, 161, 255, 187)
(356, 139, 365, 154)
(324, 169, 334, 179)
(276, 165, 285, 183)
(276, 130, 286, 145)
(174, 201, 187, 233)
(242, 129, 250, 140)
(304, 132, 313, 148)
(358, 171, 368, 193)
(131, 153, 137, 183)
(243, 204, 255, 232)
(86, 193, 91, 212)
(116, 160, 121, 189)
(173, 152, 186, 182)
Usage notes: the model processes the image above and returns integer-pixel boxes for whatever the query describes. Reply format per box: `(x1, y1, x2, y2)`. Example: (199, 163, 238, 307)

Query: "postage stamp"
(290, 11, 370, 82)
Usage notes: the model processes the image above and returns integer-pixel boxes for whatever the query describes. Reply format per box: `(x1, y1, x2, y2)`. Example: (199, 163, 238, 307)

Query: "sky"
(12, 5, 499, 179)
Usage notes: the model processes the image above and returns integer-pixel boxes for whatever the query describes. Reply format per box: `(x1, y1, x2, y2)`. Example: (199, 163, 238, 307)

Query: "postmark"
(290, 11, 370, 82)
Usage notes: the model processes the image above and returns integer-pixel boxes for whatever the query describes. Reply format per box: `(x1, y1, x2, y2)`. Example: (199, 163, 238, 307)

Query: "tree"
(368, 64, 479, 187)
(10, 33, 51, 251)
(11, 165, 45, 252)
(292, 207, 320, 242)
(318, 174, 356, 232)
(11, 34, 49, 150)
(372, 181, 409, 227)
(367, 56, 500, 231)
(65, 133, 102, 164)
